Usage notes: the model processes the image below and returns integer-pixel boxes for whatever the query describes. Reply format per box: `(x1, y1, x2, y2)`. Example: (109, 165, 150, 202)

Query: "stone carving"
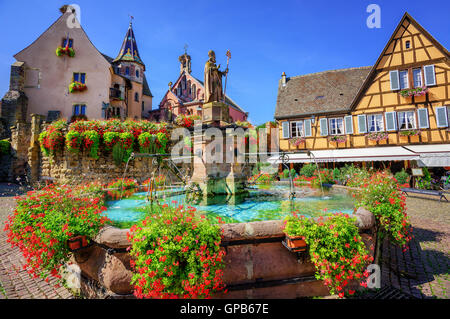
(204, 50, 228, 103)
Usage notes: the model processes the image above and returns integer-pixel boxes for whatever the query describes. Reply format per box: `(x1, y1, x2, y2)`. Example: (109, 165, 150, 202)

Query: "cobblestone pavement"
(0, 183, 72, 299)
(0, 183, 448, 299)
(379, 194, 450, 299)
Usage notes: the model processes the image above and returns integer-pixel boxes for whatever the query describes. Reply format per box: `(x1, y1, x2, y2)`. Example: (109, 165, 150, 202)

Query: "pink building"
(148, 51, 248, 122)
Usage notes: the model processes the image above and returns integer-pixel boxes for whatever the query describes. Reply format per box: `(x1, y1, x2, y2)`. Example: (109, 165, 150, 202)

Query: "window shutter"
(344, 115, 353, 134)
(435, 107, 449, 128)
(319, 118, 328, 136)
(304, 119, 312, 137)
(282, 121, 290, 138)
(423, 65, 436, 86)
(357, 115, 367, 133)
(385, 112, 397, 131)
(417, 108, 429, 129)
(389, 70, 400, 91)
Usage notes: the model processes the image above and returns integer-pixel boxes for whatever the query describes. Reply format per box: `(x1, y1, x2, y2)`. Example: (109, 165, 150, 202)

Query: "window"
(73, 73, 86, 83)
(412, 68, 422, 88)
(399, 70, 409, 89)
(367, 114, 384, 132)
(134, 92, 139, 102)
(405, 40, 410, 49)
(125, 67, 130, 76)
(398, 111, 416, 130)
(290, 121, 304, 137)
(192, 84, 196, 99)
(142, 101, 144, 112)
(73, 104, 86, 116)
(328, 118, 344, 135)
(136, 69, 140, 78)
(62, 38, 73, 48)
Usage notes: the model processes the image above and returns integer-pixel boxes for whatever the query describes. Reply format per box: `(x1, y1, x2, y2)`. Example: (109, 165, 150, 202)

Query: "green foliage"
(394, 169, 409, 185)
(300, 163, 317, 178)
(138, 132, 157, 154)
(4, 183, 109, 282)
(284, 213, 372, 297)
(0, 139, 11, 155)
(156, 132, 168, 154)
(81, 130, 100, 159)
(119, 132, 135, 163)
(65, 131, 81, 153)
(127, 204, 226, 298)
(416, 167, 432, 189)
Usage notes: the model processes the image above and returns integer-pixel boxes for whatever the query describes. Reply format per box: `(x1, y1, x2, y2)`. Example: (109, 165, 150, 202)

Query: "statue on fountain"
(202, 50, 230, 125)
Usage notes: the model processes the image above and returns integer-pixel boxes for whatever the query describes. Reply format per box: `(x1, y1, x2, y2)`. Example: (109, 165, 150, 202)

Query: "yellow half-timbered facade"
(274, 13, 450, 168)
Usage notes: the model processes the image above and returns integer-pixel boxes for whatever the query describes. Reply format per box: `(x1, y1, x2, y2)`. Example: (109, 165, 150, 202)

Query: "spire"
(178, 44, 191, 74)
(113, 20, 145, 69)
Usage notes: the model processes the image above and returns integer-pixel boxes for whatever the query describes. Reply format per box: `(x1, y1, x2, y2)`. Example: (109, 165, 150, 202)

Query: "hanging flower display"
(38, 120, 66, 157)
(69, 81, 87, 93)
(138, 132, 157, 154)
(174, 114, 201, 128)
(55, 46, 75, 57)
(399, 129, 421, 136)
(82, 130, 100, 159)
(65, 130, 82, 153)
(289, 136, 306, 146)
(119, 132, 135, 163)
(366, 131, 389, 142)
(328, 135, 347, 143)
(399, 86, 428, 97)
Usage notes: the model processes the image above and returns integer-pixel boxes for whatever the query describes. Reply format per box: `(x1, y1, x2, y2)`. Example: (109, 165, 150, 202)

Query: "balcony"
(110, 88, 123, 100)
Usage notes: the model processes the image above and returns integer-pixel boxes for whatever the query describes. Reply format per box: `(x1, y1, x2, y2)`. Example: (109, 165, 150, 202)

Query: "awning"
(267, 146, 418, 164)
(403, 144, 450, 167)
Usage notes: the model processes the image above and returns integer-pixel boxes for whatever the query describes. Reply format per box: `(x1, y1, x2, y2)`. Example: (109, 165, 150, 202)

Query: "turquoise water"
(104, 185, 355, 224)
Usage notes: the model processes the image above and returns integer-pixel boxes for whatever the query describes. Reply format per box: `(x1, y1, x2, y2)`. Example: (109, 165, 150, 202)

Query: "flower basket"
(399, 129, 421, 137)
(399, 86, 428, 98)
(67, 235, 90, 252)
(56, 46, 75, 57)
(366, 131, 388, 142)
(284, 234, 307, 252)
(289, 137, 305, 146)
(69, 81, 87, 93)
(328, 135, 347, 143)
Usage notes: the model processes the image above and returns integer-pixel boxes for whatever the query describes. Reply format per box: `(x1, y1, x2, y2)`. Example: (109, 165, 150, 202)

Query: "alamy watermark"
(366, 4, 381, 29)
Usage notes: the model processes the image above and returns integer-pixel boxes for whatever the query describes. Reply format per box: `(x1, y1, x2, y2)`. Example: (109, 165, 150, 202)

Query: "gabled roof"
(113, 22, 145, 68)
(275, 67, 371, 120)
(349, 12, 450, 111)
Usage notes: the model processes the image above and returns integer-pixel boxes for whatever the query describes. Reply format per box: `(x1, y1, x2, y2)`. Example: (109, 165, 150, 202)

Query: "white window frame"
(290, 121, 304, 137)
(367, 114, 385, 132)
(412, 68, 423, 88)
(328, 117, 344, 135)
(397, 110, 417, 130)
(399, 70, 409, 90)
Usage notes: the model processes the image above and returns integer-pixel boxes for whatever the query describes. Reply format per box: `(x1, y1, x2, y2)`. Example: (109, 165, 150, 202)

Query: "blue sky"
(0, 0, 449, 125)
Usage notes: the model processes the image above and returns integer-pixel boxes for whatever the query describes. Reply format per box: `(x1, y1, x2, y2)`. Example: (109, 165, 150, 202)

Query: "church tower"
(178, 47, 191, 74)
(113, 21, 145, 84)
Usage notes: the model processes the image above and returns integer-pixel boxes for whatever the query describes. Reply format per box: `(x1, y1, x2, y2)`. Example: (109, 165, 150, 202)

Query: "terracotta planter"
(285, 235, 307, 252)
(67, 235, 89, 251)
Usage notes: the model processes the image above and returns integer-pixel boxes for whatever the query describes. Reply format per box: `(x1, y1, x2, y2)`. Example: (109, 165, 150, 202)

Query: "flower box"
(67, 235, 90, 251)
(366, 131, 388, 142)
(56, 46, 75, 57)
(399, 129, 421, 137)
(69, 81, 87, 93)
(328, 135, 347, 144)
(289, 137, 305, 146)
(399, 86, 428, 98)
(284, 235, 307, 252)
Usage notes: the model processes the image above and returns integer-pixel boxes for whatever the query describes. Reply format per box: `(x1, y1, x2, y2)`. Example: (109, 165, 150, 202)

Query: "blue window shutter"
(344, 115, 353, 134)
(73, 73, 79, 82)
(73, 105, 79, 115)
(357, 115, 367, 133)
(80, 73, 86, 84)
(435, 107, 448, 128)
(423, 65, 436, 86)
(320, 118, 328, 136)
(304, 119, 312, 137)
(390, 70, 400, 91)
(385, 112, 397, 131)
(417, 108, 429, 129)
(81, 105, 86, 115)
(282, 121, 290, 139)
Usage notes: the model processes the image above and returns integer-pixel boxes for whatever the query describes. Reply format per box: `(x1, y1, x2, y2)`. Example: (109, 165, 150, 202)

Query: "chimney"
(281, 72, 287, 86)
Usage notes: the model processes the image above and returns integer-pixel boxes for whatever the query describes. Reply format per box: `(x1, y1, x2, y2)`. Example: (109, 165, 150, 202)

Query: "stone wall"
(73, 207, 377, 299)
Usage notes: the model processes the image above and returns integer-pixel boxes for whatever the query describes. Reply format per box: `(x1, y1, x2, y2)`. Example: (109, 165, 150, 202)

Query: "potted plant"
(399, 129, 421, 137)
(289, 136, 305, 147)
(366, 131, 388, 142)
(399, 86, 428, 98)
(284, 234, 307, 252)
(328, 135, 347, 144)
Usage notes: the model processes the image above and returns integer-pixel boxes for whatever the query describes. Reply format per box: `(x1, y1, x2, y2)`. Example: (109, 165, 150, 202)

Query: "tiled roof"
(275, 66, 371, 119)
(113, 23, 144, 67)
(142, 75, 153, 97)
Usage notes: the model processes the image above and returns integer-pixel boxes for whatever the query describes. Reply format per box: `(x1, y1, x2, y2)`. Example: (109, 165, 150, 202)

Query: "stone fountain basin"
(74, 207, 376, 299)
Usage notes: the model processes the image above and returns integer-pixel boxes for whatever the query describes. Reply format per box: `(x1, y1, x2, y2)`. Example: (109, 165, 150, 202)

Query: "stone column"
(28, 114, 46, 185)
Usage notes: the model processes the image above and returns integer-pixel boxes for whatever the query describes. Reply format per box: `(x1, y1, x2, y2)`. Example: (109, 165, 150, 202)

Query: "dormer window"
(405, 40, 410, 49)
(62, 38, 73, 48)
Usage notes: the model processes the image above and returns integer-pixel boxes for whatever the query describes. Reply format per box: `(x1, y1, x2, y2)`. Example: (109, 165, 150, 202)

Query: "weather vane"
(129, 14, 134, 25)
(184, 43, 188, 54)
